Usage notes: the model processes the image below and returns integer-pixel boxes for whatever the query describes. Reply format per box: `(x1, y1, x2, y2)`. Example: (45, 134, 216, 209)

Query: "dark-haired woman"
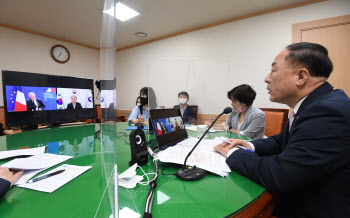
(206, 84, 265, 139)
(128, 87, 157, 125)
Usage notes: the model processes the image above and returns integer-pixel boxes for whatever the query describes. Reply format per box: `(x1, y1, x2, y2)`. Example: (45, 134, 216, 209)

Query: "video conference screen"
(150, 109, 187, 149)
(2, 70, 95, 127)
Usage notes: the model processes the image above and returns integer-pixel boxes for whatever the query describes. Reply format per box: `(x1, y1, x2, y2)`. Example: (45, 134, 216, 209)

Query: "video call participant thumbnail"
(66, 96, 83, 109)
(26, 92, 46, 111)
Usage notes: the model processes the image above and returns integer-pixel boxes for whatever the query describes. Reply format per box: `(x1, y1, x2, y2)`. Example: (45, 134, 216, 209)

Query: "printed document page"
(18, 164, 92, 193)
(2, 153, 72, 170)
(185, 125, 223, 132)
(157, 146, 231, 177)
(177, 138, 223, 151)
(0, 146, 45, 160)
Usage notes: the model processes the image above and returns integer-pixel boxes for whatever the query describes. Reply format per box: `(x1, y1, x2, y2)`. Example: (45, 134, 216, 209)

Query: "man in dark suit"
(0, 166, 23, 199)
(66, 96, 83, 109)
(26, 92, 46, 111)
(173, 91, 195, 123)
(215, 42, 350, 217)
(160, 122, 168, 134)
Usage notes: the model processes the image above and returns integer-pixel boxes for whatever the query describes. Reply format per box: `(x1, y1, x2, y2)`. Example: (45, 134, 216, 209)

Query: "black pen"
(26, 169, 65, 183)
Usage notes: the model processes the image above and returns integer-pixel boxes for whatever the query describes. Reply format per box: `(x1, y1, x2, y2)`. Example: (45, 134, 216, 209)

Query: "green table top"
(0, 124, 115, 218)
(0, 123, 266, 218)
(117, 123, 265, 218)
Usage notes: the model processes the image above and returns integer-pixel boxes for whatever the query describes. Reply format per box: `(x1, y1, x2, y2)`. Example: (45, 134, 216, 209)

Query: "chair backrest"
(95, 105, 101, 122)
(190, 105, 198, 120)
(0, 107, 6, 130)
(260, 108, 289, 137)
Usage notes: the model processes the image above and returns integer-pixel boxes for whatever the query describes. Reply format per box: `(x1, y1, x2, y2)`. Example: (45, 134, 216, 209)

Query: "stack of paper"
(177, 137, 223, 151)
(0, 146, 46, 160)
(2, 153, 73, 170)
(185, 125, 224, 133)
(2, 153, 73, 185)
(157, 138, 231, 177)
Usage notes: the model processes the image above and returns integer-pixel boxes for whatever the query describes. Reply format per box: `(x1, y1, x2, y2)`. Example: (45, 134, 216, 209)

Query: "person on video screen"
(66, 96, 83, 110)
(161, 122, 168, 134)
(26, 92, 46, 111)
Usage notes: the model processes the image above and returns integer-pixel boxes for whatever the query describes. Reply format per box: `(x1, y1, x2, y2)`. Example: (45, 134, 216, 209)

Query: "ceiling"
(0, 0, 310, 50)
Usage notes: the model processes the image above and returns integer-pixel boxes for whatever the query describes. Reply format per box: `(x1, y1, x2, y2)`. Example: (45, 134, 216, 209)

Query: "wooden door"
(292, 15, 350, 96)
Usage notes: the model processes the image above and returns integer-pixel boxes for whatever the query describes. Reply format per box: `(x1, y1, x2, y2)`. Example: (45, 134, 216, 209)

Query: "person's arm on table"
(128, 106, 140, 124)
(204, 121, 225, 130)
(0, 166, 23, 199)
(138, 115, 148, 125)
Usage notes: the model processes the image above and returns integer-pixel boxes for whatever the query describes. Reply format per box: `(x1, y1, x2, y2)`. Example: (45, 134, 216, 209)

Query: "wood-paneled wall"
(197, 114, 229, 125)
(0, 107, 5, 129)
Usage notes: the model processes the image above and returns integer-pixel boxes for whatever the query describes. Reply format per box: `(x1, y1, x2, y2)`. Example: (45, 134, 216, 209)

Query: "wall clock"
(50, 45, 70, 63)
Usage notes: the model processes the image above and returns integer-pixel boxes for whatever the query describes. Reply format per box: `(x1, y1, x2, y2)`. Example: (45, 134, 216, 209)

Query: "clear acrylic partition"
(98, 0, 117, 217)
(147, 60, 231, 139)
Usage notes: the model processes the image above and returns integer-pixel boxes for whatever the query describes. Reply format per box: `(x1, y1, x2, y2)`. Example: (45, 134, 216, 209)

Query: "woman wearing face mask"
(173, 91, 195, 123)
(136, 96, 141, 106)
(128, 87, 157, 125)
(206, 84, 265, 139)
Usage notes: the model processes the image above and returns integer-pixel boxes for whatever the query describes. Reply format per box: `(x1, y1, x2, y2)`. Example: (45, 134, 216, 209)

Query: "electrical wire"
(144, 157, 158, 217)
(116, 132, 130, 144)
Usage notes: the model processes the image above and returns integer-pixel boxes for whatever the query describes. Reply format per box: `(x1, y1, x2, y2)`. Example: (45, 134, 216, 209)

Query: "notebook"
(149, 108, 188, 150)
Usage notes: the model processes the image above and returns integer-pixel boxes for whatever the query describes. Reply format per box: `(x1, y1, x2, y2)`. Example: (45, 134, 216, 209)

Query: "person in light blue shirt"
(128, 87, 157, 126)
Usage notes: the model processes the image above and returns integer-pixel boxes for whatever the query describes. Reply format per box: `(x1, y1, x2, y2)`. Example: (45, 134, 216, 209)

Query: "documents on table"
(185, 125, 223, 132)
(157, 138, 231, 177)
(18, 164, 92, 193)
(177, 137, 223, 152)
(0, 146, 45, 160)
(2, 153, 72, 170)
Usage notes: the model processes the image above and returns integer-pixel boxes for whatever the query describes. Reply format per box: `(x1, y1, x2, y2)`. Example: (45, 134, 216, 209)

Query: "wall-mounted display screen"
(2, 70, 95, 127)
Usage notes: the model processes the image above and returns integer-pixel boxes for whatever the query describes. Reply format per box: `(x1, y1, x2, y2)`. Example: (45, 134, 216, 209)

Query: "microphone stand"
(176, 110, 228, 181)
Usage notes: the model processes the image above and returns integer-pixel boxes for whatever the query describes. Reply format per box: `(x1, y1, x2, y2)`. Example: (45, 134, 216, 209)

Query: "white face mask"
(178, 98, 187, 104)
(118, 163, 156, 189)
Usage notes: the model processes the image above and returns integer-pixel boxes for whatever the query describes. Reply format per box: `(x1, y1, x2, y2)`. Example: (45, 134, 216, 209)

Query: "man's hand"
(0, 166, 24, 187)
(214, 143, 232, 158)
(214, 139, 252, 157)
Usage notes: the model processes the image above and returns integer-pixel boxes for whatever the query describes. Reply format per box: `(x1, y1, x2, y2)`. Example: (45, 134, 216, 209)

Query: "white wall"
(116, 0, 350, 114)
(0, 26, 100, 106)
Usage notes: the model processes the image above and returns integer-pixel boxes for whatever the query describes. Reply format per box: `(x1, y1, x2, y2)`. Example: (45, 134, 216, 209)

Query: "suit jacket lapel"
(296, 82, 333, 117)
(284, 82, 333, 148)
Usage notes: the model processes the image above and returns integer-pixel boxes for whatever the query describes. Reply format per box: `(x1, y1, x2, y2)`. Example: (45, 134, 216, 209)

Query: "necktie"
(289, 112, 295, 130)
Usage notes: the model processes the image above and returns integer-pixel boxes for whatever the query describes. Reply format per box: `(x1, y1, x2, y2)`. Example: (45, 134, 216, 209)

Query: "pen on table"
(220, 138, 254, 153)
(26, 169, 65, 183)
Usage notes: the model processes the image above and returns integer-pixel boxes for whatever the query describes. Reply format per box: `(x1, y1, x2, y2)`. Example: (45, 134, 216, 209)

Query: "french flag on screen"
(14, 86, 27, 111)
(46, 88, 55, 92)
(157, 122, 163, 136)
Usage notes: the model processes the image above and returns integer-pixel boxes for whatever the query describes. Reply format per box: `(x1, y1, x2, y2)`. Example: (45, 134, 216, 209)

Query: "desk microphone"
(176, 107, 233, 181)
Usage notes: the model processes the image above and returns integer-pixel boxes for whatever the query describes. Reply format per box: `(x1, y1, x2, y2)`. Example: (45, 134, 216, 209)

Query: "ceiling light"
(103, 2, 139, 22)
(135, 32, 147, 37)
